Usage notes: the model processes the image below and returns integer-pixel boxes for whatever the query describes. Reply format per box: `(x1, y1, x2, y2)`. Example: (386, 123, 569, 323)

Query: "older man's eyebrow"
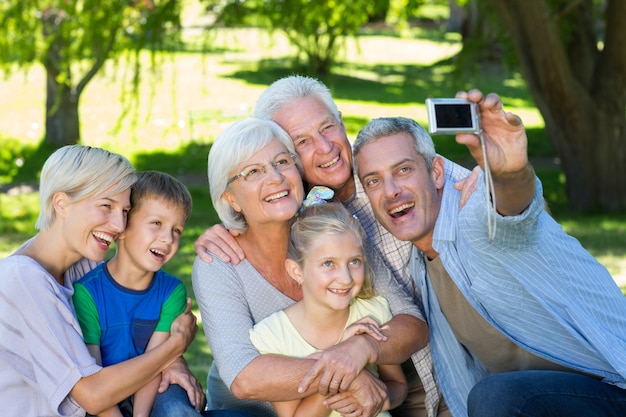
(290, 116, 338, 140)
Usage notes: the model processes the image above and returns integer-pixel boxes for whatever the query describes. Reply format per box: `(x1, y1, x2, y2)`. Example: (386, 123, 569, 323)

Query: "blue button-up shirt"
(411, 169, 626, 417)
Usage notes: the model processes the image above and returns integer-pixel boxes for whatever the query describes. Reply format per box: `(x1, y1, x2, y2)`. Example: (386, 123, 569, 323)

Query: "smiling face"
(116, 197, 186, 273)
(356, 133, 445, 256)
(287, 232, 365, 313)
(60, 186, 131, 263)
(272, 97, 354, 202)
(223, 139, 304, 229)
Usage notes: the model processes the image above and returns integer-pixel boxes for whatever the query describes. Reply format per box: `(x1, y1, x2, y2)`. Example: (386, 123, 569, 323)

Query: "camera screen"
(434, 103, 473, 128)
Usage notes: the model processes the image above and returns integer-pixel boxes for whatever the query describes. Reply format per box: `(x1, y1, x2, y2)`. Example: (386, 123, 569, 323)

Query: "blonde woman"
(0, 145, 197, 416)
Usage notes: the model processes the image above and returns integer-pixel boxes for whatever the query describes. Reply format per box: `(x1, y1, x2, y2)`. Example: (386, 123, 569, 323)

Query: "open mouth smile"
(319, 155, 339, 169)
(150, 248, 167, 260)
(265, 191, 288, 202)
(389, 202, 414, 218)
(328, 288, 351, 295)
(92, 232, 113, 248)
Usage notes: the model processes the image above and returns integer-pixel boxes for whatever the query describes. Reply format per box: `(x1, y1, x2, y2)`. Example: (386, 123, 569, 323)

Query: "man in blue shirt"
(352, 89, 626, 417)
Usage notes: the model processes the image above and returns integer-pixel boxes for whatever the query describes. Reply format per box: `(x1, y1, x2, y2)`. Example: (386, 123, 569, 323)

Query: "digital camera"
(426, 98, 480, 135)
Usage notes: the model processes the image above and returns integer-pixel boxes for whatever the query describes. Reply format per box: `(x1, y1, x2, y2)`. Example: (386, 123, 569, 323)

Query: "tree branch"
(549, 0, 586, 21)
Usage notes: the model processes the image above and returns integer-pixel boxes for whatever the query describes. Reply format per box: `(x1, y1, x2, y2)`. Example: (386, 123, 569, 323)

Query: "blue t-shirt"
(73, 262, 186, 366)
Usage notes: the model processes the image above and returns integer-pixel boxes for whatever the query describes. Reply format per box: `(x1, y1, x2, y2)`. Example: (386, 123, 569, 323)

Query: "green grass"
(1, 25, 625, 388)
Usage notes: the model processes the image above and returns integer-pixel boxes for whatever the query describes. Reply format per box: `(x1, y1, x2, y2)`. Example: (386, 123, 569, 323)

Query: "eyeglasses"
(227, 152, 298, 185)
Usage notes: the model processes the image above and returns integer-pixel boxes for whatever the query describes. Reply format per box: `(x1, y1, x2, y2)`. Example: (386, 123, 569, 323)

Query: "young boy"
(73, 170, 193, 417)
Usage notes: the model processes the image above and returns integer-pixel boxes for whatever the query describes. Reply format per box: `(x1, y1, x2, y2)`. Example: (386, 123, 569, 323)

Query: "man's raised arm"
(456, 89, 536, 216)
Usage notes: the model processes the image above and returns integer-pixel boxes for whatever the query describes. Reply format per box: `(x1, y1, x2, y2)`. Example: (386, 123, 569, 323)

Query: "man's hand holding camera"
(455, 89, 536, 216)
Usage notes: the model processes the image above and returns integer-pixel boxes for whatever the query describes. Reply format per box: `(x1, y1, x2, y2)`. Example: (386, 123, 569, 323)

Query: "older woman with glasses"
(193, 118, 303, 416)
(192, 118, 425, 417)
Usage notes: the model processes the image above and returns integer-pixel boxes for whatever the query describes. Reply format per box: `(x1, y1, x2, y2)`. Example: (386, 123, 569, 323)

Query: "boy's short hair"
(130, 171, 192, 223)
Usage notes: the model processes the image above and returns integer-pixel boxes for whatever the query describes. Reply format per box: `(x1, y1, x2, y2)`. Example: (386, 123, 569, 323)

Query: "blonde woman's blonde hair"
(288, 202, 376, 299)
(36, 145, 136, 230)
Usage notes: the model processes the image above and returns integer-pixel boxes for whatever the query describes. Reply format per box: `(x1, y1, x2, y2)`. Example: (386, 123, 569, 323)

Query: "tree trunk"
(41, 7, 80, 146)
(542, 97, 626, 212)
(44, 72, 80, 146)
(489, 0, 626, 213)
(446, 0, 466, 33)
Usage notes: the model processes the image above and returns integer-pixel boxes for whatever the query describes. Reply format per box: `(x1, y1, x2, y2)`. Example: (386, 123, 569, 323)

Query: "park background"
(1, 0, 625, 387)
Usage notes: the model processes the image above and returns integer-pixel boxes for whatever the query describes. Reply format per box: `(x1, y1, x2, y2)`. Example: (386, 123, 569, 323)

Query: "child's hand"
(324, 391, 363, 417)
(338, 317, 388, 343)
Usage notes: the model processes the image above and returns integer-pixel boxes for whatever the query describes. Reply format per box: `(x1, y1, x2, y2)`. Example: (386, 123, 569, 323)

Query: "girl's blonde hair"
(288, 202, 376, 299)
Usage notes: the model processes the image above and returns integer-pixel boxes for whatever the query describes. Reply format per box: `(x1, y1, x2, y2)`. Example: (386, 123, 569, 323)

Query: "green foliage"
(0, 0, 181, 65)
(133, 142, 212, 176)
(0, 0, 181, 71)
(387, 0, 428, 28)
(211, 0, 379, 74)
(0, 0, 184, 144)
(452, 1, 519, 74)
(0, 193, 39, 235)
(0, 137, 24, 185)
(0, 138, 64, 186)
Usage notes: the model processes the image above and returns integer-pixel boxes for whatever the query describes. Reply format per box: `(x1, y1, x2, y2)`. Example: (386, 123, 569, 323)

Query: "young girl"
(249, 202, 407, 417)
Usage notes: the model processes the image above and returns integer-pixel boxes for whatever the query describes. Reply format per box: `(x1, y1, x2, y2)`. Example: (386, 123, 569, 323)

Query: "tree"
(486, 0, 626, 213)
(211, 0, 379, 75)
(0, 0, 182, 146)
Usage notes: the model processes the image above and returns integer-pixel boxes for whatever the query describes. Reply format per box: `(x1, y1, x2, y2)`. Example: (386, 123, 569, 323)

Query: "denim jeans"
(467, 370, 626, 417)
(152, 384, 256, 417)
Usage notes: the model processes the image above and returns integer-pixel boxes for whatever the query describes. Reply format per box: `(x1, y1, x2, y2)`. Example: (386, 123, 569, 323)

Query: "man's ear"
(431, 156, 446, 190)
(52, 192, 70, 218)
(285, 258, 304, 285)
(222, 191, 242, 213)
